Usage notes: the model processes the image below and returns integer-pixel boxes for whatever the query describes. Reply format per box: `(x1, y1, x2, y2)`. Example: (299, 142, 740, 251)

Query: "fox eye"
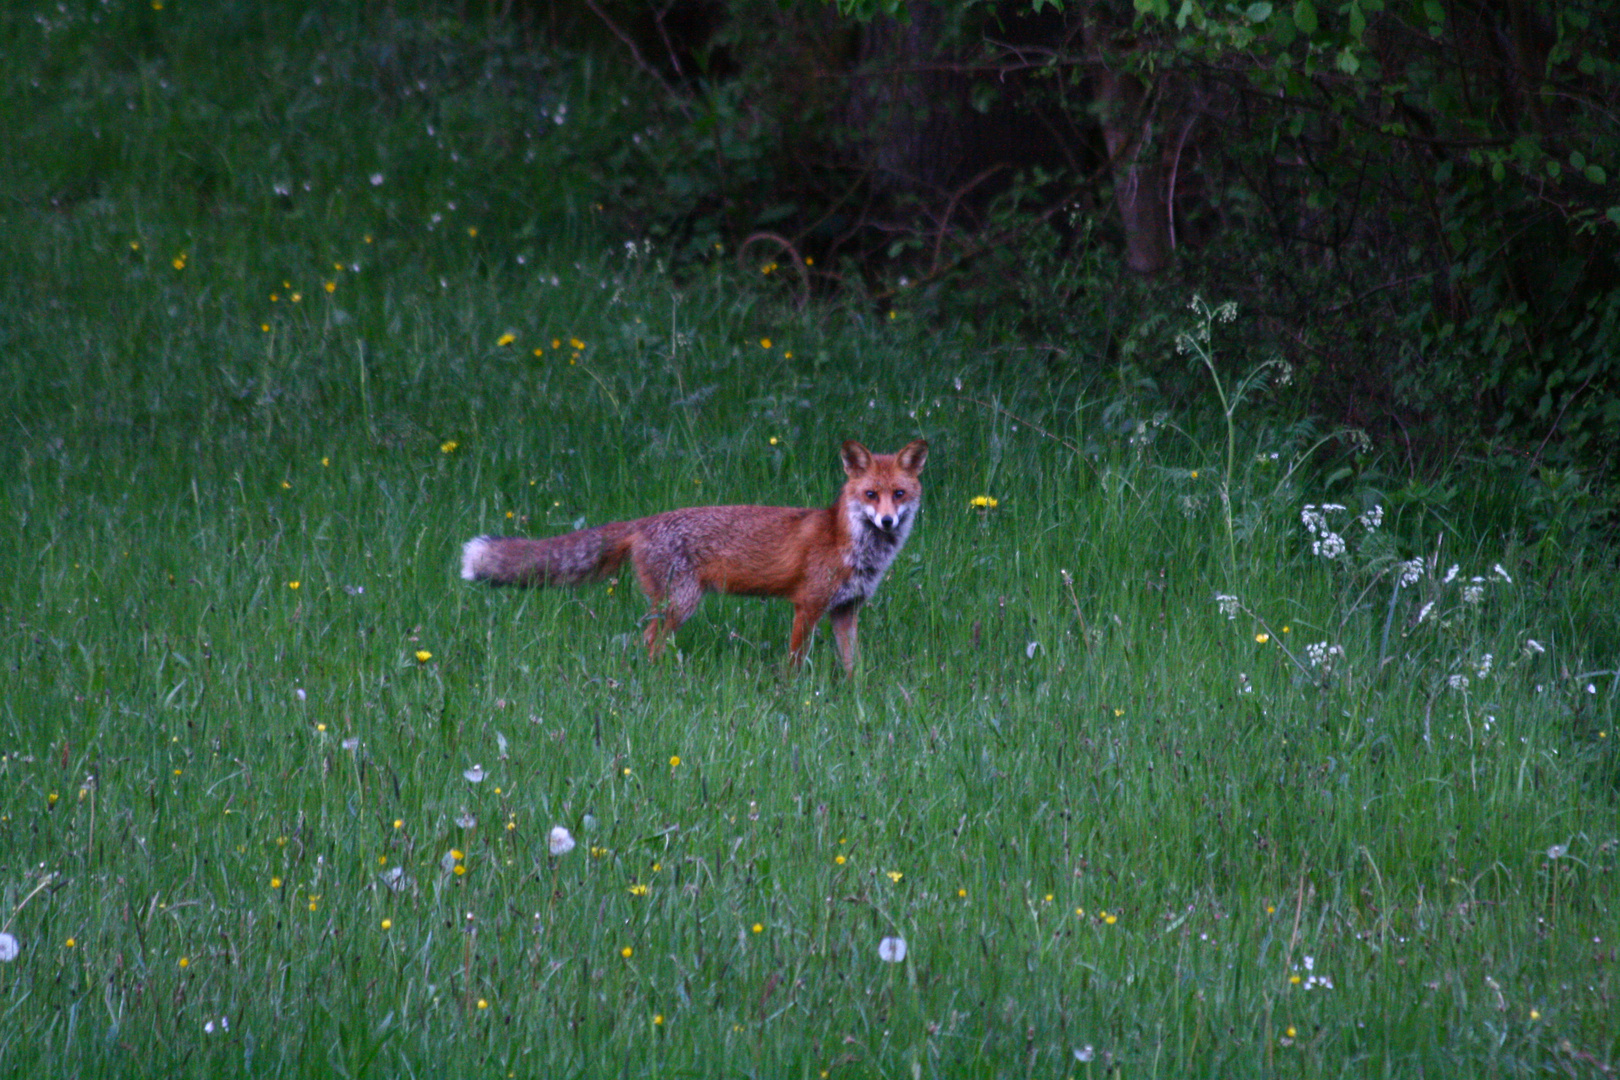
(864, 489, 878, 500)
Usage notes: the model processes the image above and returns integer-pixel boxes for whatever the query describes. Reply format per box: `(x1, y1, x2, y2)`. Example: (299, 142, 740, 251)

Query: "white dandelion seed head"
(463, 765, 485, 783)
(455, 811, 477, 829)
(1074, 1045, 1095, 1063)
(548, 825, 576, 856)
(878, 935, 907, 963)
(1547, 844, 1568, 860)
(341, 737, 360, 752)
(1448, 673, 1470, 691)
(0, 932, 17, 962)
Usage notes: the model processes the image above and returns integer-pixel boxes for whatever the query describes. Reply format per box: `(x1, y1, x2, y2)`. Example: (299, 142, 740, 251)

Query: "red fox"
(461, 439, 928, 674)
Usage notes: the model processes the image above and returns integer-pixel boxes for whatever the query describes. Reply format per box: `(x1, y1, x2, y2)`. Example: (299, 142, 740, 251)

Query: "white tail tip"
(460, 536, 491, 581)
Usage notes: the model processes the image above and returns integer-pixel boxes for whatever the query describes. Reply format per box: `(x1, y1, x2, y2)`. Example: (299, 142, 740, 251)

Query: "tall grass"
(1, 3, 1615, 1077)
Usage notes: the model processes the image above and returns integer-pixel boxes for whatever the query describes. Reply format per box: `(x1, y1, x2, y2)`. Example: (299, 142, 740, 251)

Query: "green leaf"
(1586, 164, 1607, 185)
(1422, 0, 1444, 25)
(1336, 47, 1360, 75)
(1245, 1, 1273, 20)
(1293, 0, 1317, 34)
(1607, 207, 1620, 226)
(1348, 2, 1366, 37)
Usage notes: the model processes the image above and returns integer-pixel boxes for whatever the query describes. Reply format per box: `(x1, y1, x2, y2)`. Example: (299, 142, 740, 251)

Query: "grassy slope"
(0, 3, 1615, 1077)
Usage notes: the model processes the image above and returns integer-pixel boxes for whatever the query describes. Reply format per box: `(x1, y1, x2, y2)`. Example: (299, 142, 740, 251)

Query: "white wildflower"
(455, 811, 477, 829)
(548, 825, 576, 856)
(1358, 505, 1384, 530)
(1462, 585, 1484, 605)
(1442, 564, 1459, 584)
(0, 932, 17, 962)
(463, 765, 485, 783)
(1416, 601, 1435, 624)
(877, 935, 908, 963)
(1524, 639, 1546, 656)
(1215, 594, 1241, 619)
(1547, 844, 1567, 860)
(1448, 673, 1470, 691)
(1312, 532, 1346, 559)
(1492, 564, 1512, 583)
(1074, 1046, 1095, 1063)
(1475, 654, 1493, 679)
(1306, 642, 1344, 670)
(1397, 559, 1424, 588)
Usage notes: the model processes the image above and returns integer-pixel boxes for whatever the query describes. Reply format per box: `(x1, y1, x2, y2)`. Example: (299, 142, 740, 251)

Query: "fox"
(460, 439, 928, 675)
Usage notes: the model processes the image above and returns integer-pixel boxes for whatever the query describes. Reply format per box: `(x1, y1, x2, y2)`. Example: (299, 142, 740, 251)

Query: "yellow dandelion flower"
(393, 819, 404, 829)
(620, 946, 633, 959)
(669, 755, 681, 768)
(1256, 632, 1269, 643)
(290, 292, 303, 303)
(288, 581, 300, 590)
(1285, 1026, 1297, 1038)
(958, 888, 967, 898)
(477, 998, 489, 1009)
(835, 854, 846, 866)
(261, 323, 270, 333)
(752, 923, 764, 934)
(382, 919, 392, 930)
(178, 956, 189, 968)
(321, 457, 330, 467)
(760, 338, 772, 349)
(569, 338, 585, 351)
(628, 883, 649, 896)
(453, 864, 466, 877)
(47, 792, 58, 806)
(497, 333, 516, 347)
(969, 495, 999, 509)
(887, 870, 903, 883)
(65, 937, 76, 948)
(281, 480, 292, 489)
(1190, 470, 1199, 479)
(1104, 912, 1117, 925)
(468, 228, 479, 238)
(323, 281, 336, 293)
(440, 440, 458, 453)
(271, 877, 282, 889)
(654, 1013, 664, 1026)
(769, 436, 778, 445)
(415, 650, 433, 663)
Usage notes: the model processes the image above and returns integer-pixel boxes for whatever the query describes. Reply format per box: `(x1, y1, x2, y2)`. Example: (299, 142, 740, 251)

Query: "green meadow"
(1, 4, 1615, 1077)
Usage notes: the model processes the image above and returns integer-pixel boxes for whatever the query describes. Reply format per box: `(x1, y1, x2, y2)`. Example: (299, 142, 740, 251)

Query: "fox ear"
(841, 440, 872, 476)
(896, 439, 928, 474)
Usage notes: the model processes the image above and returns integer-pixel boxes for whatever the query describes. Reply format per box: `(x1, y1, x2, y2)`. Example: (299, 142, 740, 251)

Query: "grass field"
(1, 4, 1616, 1077)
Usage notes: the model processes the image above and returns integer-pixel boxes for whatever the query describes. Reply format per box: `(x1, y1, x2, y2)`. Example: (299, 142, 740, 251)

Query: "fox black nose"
(878, 515, 897, 530)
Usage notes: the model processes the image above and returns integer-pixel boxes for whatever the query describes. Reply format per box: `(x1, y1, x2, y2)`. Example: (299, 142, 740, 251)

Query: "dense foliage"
(568, 0, 1620, 506)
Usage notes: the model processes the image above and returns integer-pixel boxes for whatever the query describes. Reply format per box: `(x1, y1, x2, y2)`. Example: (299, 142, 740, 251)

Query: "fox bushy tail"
(461, 521, 636, 587)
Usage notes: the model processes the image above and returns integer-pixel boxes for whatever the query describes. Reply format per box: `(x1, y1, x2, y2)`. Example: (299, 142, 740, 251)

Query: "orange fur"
(461, 440, 927, 673)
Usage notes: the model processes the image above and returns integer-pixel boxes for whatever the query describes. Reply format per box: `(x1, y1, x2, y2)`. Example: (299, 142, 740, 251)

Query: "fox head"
(841, 439, 928, 535)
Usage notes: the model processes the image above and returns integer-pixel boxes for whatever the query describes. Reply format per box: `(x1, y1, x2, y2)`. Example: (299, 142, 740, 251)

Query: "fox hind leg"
(636, 565, 704, 661)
